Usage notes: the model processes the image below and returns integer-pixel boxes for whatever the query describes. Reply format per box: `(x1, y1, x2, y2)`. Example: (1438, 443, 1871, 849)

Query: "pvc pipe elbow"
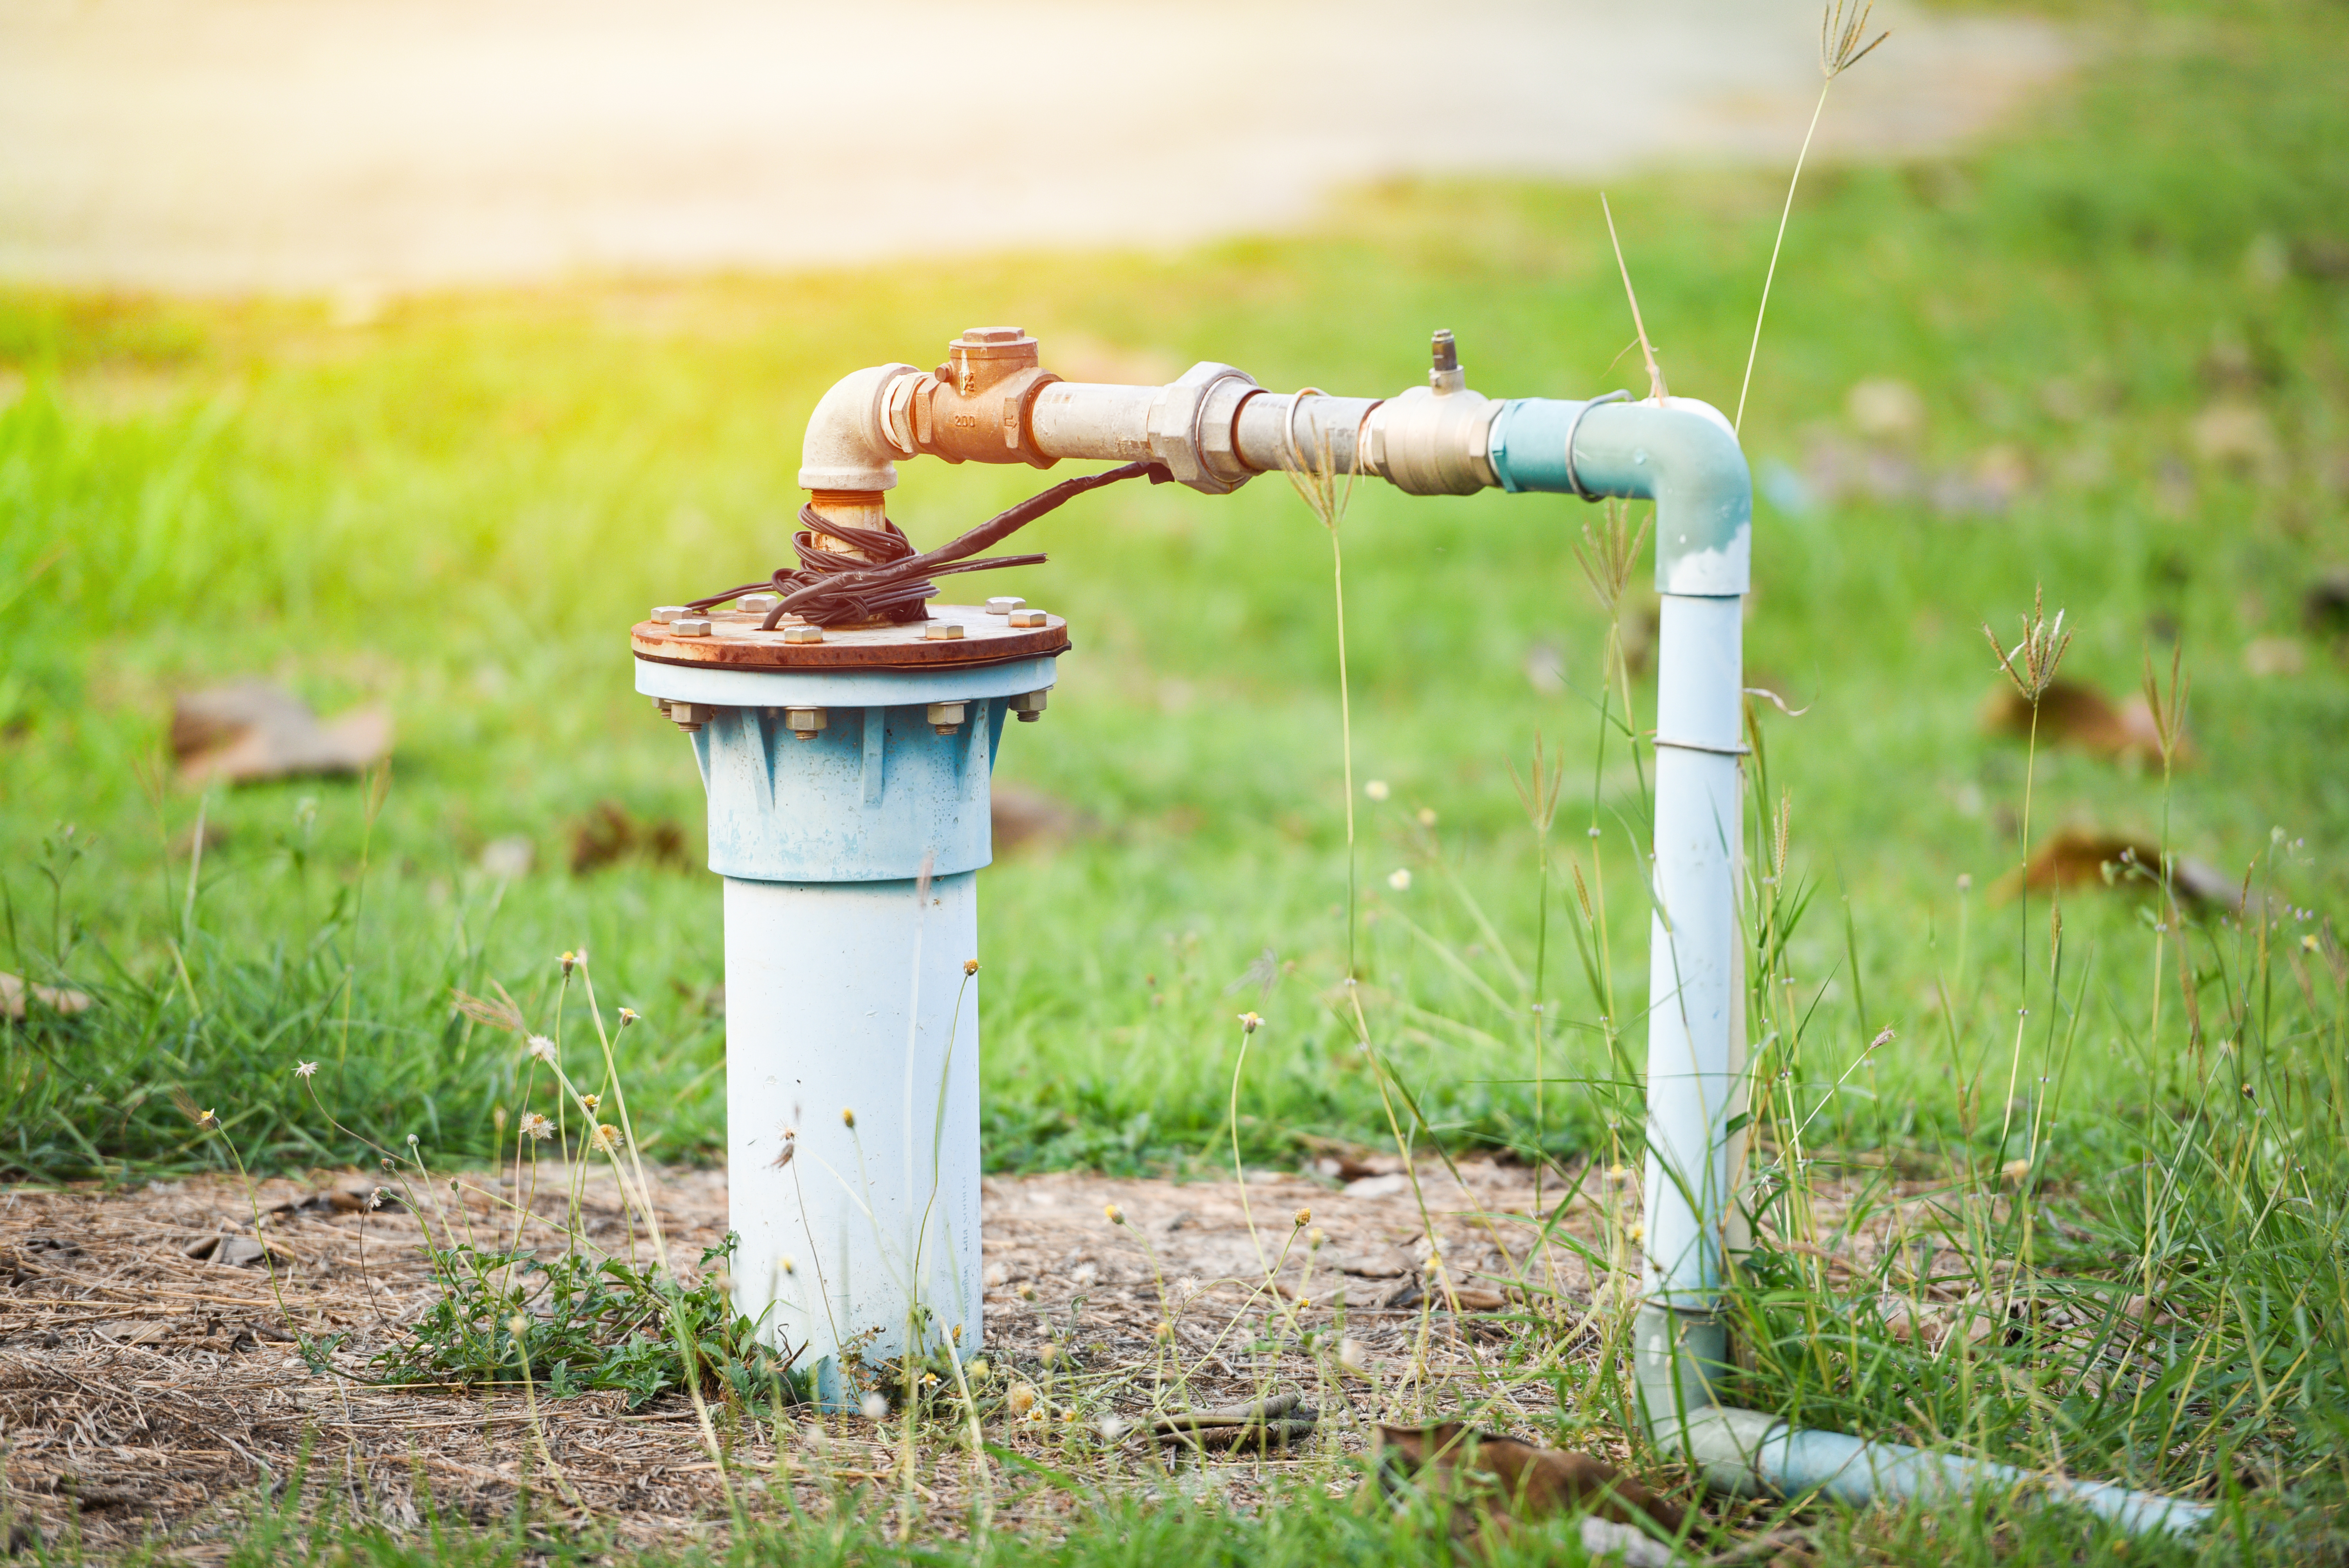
(1489, 396, 1752, 595)
(798, 362, 919, 492)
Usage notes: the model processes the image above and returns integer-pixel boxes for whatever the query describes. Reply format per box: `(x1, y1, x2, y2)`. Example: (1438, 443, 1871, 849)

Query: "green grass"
(4, 0, 2348, 1559)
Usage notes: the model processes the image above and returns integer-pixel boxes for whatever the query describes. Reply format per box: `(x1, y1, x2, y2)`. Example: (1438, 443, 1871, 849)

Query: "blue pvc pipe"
(1487, 396, 1752, 596)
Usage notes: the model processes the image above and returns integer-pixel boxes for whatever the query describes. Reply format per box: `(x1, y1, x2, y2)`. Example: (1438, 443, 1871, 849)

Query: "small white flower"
(861, 1392, 890, 1422)
(519, 1113, 553, 1141)
(591, 1123, 625, 1153)
(579, 1093, 600, 1114)
(526, 1035, 558, 1064)
(1237, 1012, 1262, 1034)
(1007, 1382, 1038, 1416)
(1364, 780, 1390, 802)
(294, 1061, 319, 1079)
(1387, 868, 1412, 892)
(617, 1007, 640, 1027)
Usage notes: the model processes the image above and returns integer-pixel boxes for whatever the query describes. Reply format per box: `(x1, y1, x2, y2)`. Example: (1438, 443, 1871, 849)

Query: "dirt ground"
(0, 1153, 1666, 1556)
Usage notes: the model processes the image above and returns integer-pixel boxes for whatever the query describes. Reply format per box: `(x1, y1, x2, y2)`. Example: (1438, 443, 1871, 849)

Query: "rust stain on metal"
(631, 605, 1066, 671)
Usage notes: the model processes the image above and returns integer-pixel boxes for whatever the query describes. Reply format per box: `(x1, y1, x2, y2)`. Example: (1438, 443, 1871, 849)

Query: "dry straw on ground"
(0, 1153, 2039, 1556)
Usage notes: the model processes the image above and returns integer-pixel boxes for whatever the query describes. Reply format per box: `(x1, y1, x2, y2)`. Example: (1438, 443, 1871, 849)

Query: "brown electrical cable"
(686, 459, 1171, 629)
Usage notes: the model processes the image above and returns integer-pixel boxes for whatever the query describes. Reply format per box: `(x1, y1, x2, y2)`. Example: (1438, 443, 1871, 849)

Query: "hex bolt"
(985, 596, 1026, 615)
(651, 695, 672, 715)
(739, 592, 782, 616)
(668, 702, 713, 732)
(652, 605, 689, 623)
(784, 706, 827, 739)
(924, 622, 966, 641)
(1008, 608, 1049, 628)
(926, 701, 968, 734)
(1008, 690, 1048, 723)
(782, 624, 824, 644)
(671, 617, 713, 638)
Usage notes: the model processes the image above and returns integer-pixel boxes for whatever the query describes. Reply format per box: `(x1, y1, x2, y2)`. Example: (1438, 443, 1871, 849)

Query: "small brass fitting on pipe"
(882, 328, 1063, 469)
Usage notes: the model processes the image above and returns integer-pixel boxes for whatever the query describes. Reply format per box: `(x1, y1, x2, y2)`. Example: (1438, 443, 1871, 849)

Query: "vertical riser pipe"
(1642, 594, 1746, 1306)
(725, 872, 982, 1385)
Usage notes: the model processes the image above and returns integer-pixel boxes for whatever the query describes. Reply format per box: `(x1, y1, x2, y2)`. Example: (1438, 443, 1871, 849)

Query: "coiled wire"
(687, 460, 1170, 629)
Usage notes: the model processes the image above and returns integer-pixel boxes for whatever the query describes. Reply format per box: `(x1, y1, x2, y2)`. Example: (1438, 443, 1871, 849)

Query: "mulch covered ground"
(0, 1152, 1663, 1557)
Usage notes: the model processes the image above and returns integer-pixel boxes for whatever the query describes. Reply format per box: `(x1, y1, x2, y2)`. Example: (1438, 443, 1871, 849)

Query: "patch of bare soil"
(0, 1156, 1666, 1555)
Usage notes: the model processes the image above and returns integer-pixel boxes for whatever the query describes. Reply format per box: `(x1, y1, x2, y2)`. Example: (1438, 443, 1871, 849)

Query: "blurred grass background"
(0, 0, 2343, 1183)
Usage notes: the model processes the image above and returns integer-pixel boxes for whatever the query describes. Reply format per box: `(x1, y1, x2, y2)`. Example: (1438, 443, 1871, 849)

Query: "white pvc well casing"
(636, 652, 1052, 1401)
(724, 871, 982, 1393)
(1641, 593, 1748, 1308)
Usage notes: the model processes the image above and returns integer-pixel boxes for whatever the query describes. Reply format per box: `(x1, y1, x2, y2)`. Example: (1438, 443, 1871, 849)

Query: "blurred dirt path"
(0, 0, 2066, 293)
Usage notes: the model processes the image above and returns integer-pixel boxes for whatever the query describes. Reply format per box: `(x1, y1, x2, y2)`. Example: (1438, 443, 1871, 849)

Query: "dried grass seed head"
(1821, 0, 1889, 79)
(1983, 583, 2075, 704)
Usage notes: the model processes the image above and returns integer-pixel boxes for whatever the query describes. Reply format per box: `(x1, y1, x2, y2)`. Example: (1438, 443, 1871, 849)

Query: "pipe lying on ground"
(641, 328, 2212, 1529)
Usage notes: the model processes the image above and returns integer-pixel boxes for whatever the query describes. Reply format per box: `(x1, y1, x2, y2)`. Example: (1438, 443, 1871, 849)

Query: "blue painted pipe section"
(634, 655, 1053, 882)
(1487, 396, 1752, 595)
(693, 700, 1006, 882)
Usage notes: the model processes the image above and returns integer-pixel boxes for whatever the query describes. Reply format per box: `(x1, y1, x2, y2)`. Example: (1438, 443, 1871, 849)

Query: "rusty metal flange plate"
(631, 606, 1068, 671)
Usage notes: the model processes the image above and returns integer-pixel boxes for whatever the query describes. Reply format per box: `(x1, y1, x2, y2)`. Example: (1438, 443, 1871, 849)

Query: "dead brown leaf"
(1993, 828, 2240, 910)
(0, 973, 92, 1019)
(170, 680, 392, 784)
(568, 800, 690, 875)
(1376, 1420, 1685, 1536)
(1977, 679, 2189, 765)
(182, 1234, 274, 1268)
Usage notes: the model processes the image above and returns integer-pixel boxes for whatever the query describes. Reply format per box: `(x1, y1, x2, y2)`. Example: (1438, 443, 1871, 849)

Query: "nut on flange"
(784, 706, 827, 740)
(782, 624, 824, 644)
(1008, 690, 1048, 723)
(926, 701, 967, 735)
